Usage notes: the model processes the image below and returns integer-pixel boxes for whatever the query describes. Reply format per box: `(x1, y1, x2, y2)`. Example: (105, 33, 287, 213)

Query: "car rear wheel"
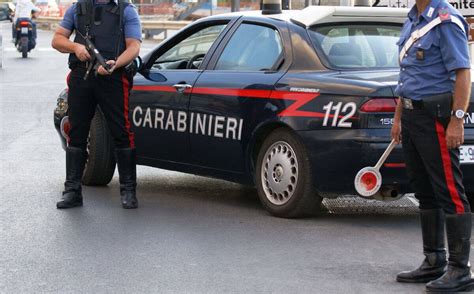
(255, 128, 322, 218)
(82, 108, 116, 186)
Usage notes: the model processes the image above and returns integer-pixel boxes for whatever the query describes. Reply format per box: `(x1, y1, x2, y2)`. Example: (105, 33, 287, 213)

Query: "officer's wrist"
(450, 117, 464, 124)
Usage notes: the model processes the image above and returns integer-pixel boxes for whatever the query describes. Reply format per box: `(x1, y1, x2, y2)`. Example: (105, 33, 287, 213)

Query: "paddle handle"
(374, 139, 397, 170)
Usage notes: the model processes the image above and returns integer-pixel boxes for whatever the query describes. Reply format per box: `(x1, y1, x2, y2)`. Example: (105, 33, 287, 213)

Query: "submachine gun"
(77, 30, 112, 80)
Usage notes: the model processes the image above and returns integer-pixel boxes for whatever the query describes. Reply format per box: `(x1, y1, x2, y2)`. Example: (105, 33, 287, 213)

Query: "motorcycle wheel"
(21, 43, 27, 58)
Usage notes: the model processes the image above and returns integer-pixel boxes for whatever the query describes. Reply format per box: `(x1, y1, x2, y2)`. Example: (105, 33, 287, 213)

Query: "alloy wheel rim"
(261, 141, 298, 205)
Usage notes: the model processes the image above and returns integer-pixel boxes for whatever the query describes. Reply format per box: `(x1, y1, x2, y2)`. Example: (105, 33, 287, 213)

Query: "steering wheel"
(186, 53, 206, 69)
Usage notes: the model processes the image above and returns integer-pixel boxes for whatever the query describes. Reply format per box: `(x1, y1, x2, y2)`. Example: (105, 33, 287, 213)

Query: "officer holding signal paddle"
(391, 0, 473, 291)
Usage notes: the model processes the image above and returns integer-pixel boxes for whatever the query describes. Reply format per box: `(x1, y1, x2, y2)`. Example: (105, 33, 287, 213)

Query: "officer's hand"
(74, 44, 91, 62)
(391, 120, 402, 144)
(446, 119, 464, 149)
(97, 60, 116, 76)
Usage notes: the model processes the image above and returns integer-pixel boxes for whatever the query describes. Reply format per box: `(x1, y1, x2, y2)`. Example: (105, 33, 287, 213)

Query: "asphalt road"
(0, 22, 465, 293)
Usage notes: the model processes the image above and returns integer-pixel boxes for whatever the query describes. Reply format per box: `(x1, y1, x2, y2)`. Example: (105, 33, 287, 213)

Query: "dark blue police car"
(54, 6, 474, 218)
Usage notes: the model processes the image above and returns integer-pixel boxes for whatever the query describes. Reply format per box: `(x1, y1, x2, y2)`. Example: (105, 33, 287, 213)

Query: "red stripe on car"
(384, 163, 406, 168)
(132, 85, 352, 119)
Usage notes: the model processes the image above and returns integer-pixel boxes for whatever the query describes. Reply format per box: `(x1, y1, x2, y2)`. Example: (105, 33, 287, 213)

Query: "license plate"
(460, 145, 474, 164)
(21, 27, 28, 34)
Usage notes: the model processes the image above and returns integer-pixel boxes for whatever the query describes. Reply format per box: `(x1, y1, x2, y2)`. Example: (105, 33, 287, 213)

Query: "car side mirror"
(143, 70, 167, 82)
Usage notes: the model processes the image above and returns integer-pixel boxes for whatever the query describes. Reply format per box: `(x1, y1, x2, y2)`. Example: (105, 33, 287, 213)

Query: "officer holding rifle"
(392, 0, 473, 291)
(52, 0, 141, 209)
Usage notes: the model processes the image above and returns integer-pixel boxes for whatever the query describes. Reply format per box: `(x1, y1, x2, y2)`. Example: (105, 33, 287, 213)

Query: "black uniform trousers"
(402, 107, 470, 214)
(66, 67, 135, 150)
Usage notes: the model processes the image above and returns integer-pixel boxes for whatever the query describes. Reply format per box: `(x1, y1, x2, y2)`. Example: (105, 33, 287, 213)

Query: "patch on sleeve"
(439, 7, 450, 21)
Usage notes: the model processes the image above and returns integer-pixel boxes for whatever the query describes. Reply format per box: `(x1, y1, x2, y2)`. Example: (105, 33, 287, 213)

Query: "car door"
(189, 18, 292, 172)
(131, 20, 233, 164)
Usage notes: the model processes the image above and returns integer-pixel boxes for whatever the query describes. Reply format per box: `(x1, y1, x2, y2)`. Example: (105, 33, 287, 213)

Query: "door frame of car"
(142, 16, 242, 73)
(203, 16, 294, 72)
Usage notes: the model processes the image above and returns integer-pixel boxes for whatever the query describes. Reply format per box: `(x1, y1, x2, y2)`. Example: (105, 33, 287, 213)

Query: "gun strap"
(114, 0, 125, 60)
(76, 0, 94, 35)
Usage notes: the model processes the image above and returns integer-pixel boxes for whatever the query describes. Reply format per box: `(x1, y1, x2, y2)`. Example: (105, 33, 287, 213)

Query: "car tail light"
(360, 98, 397, 113)
(20, 21, 30, 26)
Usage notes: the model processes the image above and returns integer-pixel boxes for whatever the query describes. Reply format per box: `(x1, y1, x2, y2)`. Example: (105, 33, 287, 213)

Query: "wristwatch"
(452, 109, 466, 119)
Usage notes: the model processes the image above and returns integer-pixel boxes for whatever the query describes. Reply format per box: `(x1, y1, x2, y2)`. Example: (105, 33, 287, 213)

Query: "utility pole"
(231, 0, 240, 12)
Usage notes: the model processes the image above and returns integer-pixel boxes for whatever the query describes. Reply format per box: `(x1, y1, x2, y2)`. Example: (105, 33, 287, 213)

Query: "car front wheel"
(255, 128, 322, 218)
(81, 108, 116, 186)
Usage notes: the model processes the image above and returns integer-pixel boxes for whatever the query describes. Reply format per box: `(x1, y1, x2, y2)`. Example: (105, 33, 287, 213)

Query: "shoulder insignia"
(439, 7, 450, 21)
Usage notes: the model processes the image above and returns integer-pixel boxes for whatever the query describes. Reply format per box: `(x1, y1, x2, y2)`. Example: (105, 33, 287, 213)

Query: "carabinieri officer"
(52, 0, 141, 209)
(391, 0, 473, 291)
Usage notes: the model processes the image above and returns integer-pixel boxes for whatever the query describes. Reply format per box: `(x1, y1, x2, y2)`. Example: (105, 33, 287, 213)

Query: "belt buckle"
(403, 98, 413, 110)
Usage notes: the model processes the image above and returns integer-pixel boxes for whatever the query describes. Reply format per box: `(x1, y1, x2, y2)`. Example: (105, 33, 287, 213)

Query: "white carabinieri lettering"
(465, 112, 474, 125)
(132, 106, 245, 141)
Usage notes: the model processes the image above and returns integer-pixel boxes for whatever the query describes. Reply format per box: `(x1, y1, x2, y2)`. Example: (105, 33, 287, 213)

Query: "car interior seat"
(328, 43, 362, 67)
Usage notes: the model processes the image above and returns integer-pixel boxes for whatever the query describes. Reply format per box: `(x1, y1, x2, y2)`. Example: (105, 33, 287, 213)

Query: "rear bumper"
(297, 128, 474, 196)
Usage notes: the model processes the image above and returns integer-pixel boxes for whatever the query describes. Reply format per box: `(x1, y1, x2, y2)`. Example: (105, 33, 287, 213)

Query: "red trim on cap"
(122, 75, 135, 149)
(435, 121, 464, 214)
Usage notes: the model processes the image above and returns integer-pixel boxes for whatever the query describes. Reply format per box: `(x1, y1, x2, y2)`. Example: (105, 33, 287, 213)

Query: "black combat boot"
(397, 209, 447, 283)
(57, 147, 87, 209)
(426, 213, 474, 292)
(115, 148, 138, 209)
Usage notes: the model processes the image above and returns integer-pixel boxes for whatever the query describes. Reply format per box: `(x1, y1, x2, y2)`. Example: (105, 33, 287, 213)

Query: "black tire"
(21, 43, 27, 58)
(81, 108, 116, 186)
(255, 128, 322, 218)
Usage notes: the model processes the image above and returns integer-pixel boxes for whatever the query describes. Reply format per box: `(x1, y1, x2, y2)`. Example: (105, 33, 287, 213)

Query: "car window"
(308, 24, 401, 69)
(215, 23, 283, 71)
(153, 24, 227, 70)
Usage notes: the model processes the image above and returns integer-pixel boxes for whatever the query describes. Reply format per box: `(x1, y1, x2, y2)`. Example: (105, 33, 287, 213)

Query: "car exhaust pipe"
(379, 187, 400, 199)
(356, 186, 402, 201)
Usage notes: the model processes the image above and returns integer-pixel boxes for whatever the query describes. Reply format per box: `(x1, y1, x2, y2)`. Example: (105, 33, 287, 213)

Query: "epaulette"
(438, 7, 451, 22)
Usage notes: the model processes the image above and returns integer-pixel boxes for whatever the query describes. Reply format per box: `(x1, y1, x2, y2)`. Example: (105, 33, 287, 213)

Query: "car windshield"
(308, 24, 401, 69)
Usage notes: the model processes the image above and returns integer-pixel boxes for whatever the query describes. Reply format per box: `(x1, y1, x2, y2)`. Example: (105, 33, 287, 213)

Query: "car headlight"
(54, 89, 68, 116)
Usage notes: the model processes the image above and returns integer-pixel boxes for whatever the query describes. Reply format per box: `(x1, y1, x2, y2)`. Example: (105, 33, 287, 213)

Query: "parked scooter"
(14, 18, 35, 58)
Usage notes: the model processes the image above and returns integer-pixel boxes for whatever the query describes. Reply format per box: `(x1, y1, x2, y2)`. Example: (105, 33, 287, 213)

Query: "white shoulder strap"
(399, 15, 465, 64)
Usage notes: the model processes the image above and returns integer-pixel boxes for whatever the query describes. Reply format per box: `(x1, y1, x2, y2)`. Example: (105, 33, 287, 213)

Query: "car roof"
(218, 5, 409, 26)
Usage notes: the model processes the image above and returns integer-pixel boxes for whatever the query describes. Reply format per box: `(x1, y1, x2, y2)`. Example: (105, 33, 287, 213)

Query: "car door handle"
(173, 83, 192, 93)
